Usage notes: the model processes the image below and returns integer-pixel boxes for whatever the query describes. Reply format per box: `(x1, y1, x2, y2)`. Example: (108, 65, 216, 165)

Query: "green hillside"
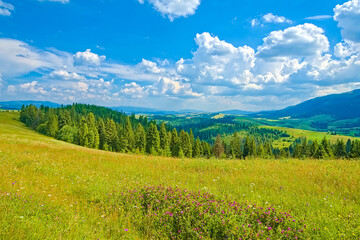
(1, 112, 360, 239)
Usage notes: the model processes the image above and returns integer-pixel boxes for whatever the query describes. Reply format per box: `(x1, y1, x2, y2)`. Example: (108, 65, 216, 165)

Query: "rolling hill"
(0, 111, 360, 239)
(0, 100, 61, 110)
(252, 89, 360, 120)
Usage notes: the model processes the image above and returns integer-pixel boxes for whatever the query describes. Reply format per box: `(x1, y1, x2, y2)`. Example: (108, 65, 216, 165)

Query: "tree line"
(20, 104, 360, 160)
(20, 104, 212, 158)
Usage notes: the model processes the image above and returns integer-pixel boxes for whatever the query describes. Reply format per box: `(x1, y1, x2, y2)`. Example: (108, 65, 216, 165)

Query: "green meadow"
(0, 111, 360, 239)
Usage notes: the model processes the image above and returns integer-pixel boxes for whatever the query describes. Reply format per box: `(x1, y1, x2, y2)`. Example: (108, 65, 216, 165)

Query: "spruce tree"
(105, 119, 118, 151)
(334, 139, 346, 158)
(124, 116, 135, 152)
(159, 122, 170, 156)
(59, 110, 71, 129)
(170, 128, 180, 157)
(135, 123, 146, 153)
(79, 117, 89, 147)
(97, 118, 107, 150)
(146, 123, 160, 154)
(230, 131, 242, 159)
(193, 137, 202, 158)
(213, 134, 224, 158)
(47, 111, 59, 138)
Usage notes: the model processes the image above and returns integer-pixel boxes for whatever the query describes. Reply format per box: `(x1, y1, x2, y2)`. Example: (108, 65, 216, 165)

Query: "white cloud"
(38, 0, 70, 4)
(251, 13, 292, 27)
(139, 0, 201, 21)
(49, 69, 85, 81)
(20, 81, 47, 94)
(334, 0, 360, 42)
(334, 40, 360, 58)
(251, 19, 259, 27)
(305, 15, 332, 20)
(262, 13, 292, 24)
(0, 72, 3, 88)
(153, 77, 201, 97)
(74, 49, 105, 66)
(138, 59, 164, 73)
(176, 32, 256, 88)
(257, 23, 329, 58)
(0, 0, 14, 16)
(120, 82, 147, 98)
(76, 82, 89, 92)
(0, 38, 72, 78)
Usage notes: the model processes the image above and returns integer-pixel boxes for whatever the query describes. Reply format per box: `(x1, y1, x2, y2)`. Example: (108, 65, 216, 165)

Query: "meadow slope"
(0, 112, 359, 239)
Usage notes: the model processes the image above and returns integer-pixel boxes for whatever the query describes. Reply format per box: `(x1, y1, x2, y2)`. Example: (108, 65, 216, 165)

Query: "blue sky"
(0, 0, 360, 111)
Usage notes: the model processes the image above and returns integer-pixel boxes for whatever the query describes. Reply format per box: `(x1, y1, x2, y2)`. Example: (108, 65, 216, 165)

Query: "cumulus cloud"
(257, 23, 329, 58)
(139, 0, 201, 21)
(251, 13, 292, 27)
(334, 0, 360, 42)
(153, 77, 201, 98)
(138, 59, 164, 73)
(74, 49, 105, 66)
(0, 0, 14, 16)
(176, 32, 255, 88)
(49, 69, 85, 81)
(120, 82, 147, 98)
(20, 81, 47, 94)
(262, 13, 292, 24)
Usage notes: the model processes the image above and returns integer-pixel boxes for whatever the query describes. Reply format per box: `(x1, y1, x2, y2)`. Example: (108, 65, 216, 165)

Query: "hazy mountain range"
(1, 89, 360, 120)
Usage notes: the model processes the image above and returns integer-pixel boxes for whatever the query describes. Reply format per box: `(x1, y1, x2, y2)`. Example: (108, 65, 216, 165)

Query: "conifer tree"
(79, 117, 89, 147)
(213, 134, 224, 158)
(243, 136, 250, 158)
(106, 119, 118, 151)
(202, 141, 211, 158)
(180, 130, 192, 158)
(146, 123, 160, 154)
(230, 131, 242, 159)
(321, 137, 333, 157)
(346, 139, 352, 156)
(59, 110, 71, 129)
(334, 139, 346, 158)
(47, 111, 59, 138)
(159, 122, 170, 156)
(170, 128, 180, 157)
(314, 144, 328, 159)
(86, 113, 99, 149)
(124, 116, 135, 152)
(135, 123, 146, 153)
(97, 118, 107, 150)
(193, 137, 202, 158)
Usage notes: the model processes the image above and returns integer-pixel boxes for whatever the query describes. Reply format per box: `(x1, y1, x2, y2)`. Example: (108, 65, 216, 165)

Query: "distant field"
(0, 112, 360, 239)
(262, 126, 359, 148)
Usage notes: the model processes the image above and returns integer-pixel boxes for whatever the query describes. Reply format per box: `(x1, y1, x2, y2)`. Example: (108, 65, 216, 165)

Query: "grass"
(0, 112, 360, 239)
(261, 126, 359, 148)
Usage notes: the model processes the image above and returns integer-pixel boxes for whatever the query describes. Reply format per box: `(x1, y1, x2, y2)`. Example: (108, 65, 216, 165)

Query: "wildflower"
(124, 229, 129, 231)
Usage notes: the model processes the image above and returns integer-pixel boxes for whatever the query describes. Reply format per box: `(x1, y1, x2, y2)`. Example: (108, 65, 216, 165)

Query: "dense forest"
(20, 104, 360, 159)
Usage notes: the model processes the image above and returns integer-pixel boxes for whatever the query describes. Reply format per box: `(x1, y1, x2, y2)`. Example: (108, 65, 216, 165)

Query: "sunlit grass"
(0, 112, 359, 239)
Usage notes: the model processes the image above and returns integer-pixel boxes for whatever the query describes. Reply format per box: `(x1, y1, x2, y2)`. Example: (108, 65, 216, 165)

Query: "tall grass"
(0, 112, 359, 239)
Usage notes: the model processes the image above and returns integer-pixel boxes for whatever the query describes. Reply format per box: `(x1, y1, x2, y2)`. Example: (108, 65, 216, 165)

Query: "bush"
(117, 186, 306, 239)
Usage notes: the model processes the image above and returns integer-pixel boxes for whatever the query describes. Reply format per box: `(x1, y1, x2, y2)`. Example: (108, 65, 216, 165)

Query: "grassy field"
(261, 126, 359, 148)
(1, 112, 360, 239)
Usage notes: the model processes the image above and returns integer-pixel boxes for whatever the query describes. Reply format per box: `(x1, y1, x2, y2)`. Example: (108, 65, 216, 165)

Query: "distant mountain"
(252, 89, 360, 120)
(218, 109, 254, 115)
(110, 106, 205, 115)
(110, 106, 177, 115)
(0, 101, 61, 110)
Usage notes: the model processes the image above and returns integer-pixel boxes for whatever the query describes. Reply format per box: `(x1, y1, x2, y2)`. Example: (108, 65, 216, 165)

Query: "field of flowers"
(0, 111, 360, 239)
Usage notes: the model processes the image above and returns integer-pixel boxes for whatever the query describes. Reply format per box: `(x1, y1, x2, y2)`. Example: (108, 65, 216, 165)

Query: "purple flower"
(124, 229, 129, 231)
